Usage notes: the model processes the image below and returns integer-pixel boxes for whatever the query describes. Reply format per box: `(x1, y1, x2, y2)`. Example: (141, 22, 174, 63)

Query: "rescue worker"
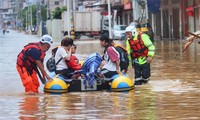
(125, 25, 155, 85)
(16, 35, 53, 94)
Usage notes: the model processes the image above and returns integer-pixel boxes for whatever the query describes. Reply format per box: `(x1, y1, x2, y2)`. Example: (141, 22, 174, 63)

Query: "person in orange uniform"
(16, 35, 53, 94)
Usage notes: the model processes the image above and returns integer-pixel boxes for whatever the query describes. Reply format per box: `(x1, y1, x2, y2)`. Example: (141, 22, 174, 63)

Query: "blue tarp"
(81, 53, 103, 86)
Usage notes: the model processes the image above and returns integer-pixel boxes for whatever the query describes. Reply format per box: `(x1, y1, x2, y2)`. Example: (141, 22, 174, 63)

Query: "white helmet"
(125, 25, 137, 36)
(40, 34, 53, 46)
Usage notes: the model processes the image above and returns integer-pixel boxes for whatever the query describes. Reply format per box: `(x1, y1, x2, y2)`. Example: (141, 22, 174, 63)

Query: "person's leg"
(133, 62, 143, 85)
(16, 66, 39, 93)
(142, 63, 151, 83)
(31, 70, 40, 93)
(56, 69, 75, 79)
(101, 68, 118, 81)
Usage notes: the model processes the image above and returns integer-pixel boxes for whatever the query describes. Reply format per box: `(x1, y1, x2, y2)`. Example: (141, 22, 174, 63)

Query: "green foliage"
(52, 6, 67, 19)
(52, 7, 62, 19)
(31, 5, 37, 26)
(41, 6, 47, 21)
(21, 7, 27, 29)
(19, 4, 67, 29)
(20, 4, 47, 29)
(6, 21, 11, 26)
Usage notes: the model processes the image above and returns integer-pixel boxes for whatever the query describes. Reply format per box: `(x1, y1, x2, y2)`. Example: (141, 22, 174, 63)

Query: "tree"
(52, 6, 67, 19)
(20, 4, 47, 30)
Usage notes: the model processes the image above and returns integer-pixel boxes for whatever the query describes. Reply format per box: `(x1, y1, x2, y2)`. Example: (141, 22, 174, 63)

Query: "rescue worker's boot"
(134, 81, 142, 85)
(142, 78, 150, 84)
(134, 78, 143, 85)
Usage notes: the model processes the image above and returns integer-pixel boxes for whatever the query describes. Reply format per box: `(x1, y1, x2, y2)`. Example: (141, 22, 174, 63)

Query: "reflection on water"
(0, 31, 200, 120)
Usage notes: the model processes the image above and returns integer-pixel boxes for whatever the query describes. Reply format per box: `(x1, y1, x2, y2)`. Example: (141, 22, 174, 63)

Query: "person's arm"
(126, 39, 132, 67)
(100, 60, 106, 69)
(64, 47, 72, 61)
(115, 60, 120, 74)
(142, 34, 155, 63)
(35, 60, 52, 81)
(107, 47, 121, 73)
(28, 48, 52, 81)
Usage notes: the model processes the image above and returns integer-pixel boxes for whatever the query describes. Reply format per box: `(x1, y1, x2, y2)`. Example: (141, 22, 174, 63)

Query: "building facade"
(29, 0, 200, 39)
(152, 0, 200, 39)
(110, 0, 200, 39)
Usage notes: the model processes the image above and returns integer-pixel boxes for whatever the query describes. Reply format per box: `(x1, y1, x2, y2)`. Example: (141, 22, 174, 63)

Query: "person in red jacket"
(66, 44, 81, 71)
(16, 35, 53, 94)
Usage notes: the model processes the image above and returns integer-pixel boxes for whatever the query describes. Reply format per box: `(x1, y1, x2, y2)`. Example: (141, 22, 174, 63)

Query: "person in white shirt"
(99, 34, 120, 80)
(55, 37, 74, 78)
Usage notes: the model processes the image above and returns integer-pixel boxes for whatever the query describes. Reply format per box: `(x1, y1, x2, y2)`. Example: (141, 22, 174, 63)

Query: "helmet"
(40, 34, 53, 46)
(125, 26, 137, 36)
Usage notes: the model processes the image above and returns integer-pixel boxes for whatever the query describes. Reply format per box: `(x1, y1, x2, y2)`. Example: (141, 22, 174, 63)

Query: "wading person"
(125, 25, 155, 85)
(2, 22, 7, 34)
(16, 35, 53, 94)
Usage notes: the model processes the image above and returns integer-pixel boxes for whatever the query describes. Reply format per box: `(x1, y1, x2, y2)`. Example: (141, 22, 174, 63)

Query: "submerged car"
(113, 25, 127, 40)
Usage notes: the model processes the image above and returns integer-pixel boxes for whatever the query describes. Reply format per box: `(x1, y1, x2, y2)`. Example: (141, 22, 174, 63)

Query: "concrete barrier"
(52, 19, 62, 42)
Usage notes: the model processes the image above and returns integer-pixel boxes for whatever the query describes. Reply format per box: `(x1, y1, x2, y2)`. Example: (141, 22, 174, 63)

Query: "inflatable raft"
(44, 53, 134, 93)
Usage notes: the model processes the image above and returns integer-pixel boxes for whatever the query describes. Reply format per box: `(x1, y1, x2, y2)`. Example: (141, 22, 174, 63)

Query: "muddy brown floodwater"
(0, 30, 200, 120)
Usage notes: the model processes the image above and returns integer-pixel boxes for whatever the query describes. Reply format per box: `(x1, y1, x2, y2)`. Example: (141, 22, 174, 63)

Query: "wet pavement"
(0, 30, 200, 120)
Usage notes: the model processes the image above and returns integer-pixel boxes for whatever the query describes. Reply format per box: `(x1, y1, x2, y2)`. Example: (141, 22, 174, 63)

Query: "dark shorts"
(100, 68, 118, 80)
(55, 69, 75, 79)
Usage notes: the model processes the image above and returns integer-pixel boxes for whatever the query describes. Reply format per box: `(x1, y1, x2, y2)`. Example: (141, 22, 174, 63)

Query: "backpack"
(46, 46, 62, 72)
(46, 56, 62, 72)
(114, 44, 129, 71)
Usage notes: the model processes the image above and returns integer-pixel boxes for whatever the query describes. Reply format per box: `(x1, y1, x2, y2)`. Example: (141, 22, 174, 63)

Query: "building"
(151, 0, 200, 39)
(111, 0, 200, 40)
(45, 0, 64, 14)
(0, 0, 19, 28)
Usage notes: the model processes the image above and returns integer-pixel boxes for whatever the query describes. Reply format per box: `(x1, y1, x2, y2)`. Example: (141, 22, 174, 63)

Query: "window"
(55, 1, 59, 5)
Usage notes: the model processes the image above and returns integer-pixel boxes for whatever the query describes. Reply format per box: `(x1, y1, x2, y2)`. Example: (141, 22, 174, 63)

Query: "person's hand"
(100, 61, 106, 68)
(116, 70, 122, 76)
(46, 75, 53, 82)
(147, 56, 153, 64)
(124, 68, 128, 73)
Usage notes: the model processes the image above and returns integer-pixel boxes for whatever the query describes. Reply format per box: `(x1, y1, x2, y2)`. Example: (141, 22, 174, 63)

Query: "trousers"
(16, 65, 39, 93)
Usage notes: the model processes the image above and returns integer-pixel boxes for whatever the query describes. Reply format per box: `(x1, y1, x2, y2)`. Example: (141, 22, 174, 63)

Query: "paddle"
(35, 67, 46, 84)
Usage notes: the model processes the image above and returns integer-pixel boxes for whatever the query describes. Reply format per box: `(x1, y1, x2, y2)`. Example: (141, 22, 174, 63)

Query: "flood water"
(0, 30, 200, 120)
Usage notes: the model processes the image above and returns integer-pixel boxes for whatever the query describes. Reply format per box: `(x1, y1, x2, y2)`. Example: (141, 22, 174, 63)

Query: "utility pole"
(64, 0, 66, 6)
(30, 4, 32, 32)
(46, 0, 49, 19)
(67, 0, 70, 38)
(108, 0, 112, 39)
(27, 2, 29, 32)
(26, 11, 28, 32)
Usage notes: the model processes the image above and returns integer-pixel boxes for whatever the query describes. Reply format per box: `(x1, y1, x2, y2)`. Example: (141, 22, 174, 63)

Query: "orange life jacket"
(17, 42, 45, 69)
(129, 33, 148, 59)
